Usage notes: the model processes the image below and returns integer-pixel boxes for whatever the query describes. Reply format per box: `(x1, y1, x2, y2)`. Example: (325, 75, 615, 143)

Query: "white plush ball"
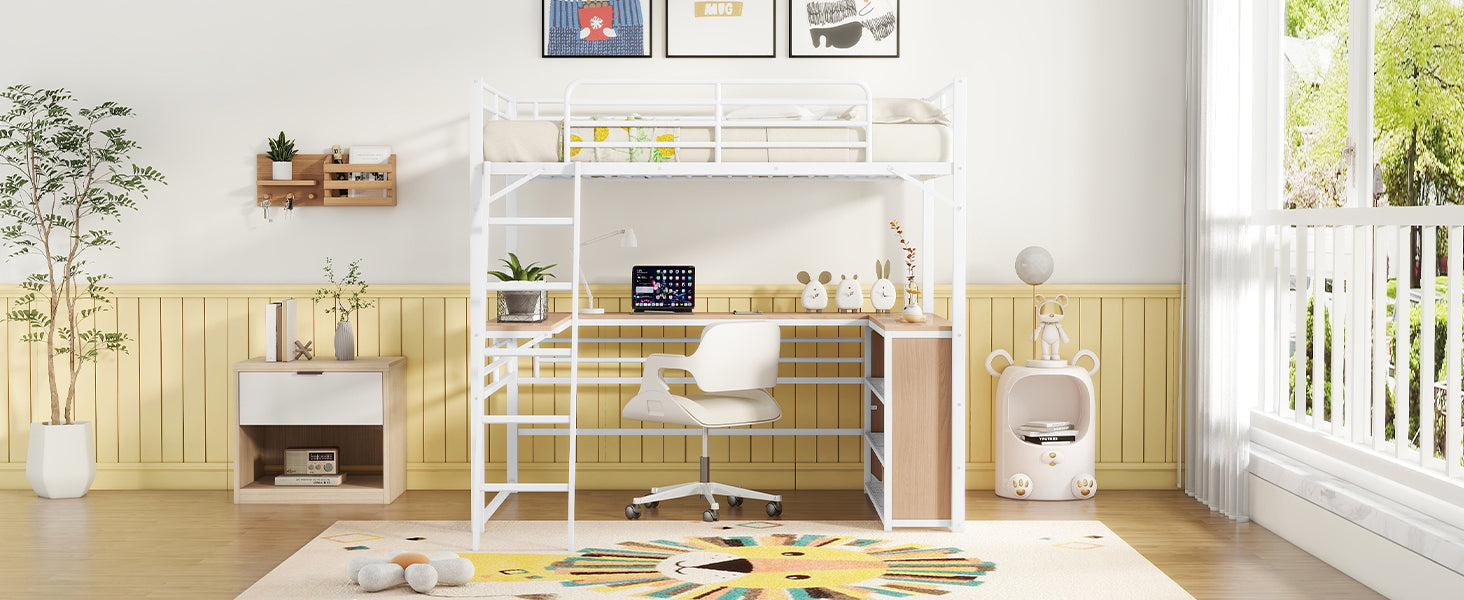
(1014, 246, 1054, 285)
(347, 556, 387, 583)
(405, 563, 439, 594)
(428, 551, 460, 561)
(358, 563, 406, 592)
(431, 557, 476, 586)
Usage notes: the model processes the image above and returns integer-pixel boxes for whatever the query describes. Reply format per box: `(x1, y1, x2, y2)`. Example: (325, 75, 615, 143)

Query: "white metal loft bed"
(468, 78, 968, 551)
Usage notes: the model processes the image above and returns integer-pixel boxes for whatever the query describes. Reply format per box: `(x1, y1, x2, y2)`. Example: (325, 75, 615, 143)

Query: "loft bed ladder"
(470, 97, 585, 550)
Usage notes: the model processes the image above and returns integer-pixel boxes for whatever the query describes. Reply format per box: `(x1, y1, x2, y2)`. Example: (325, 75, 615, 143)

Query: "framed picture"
(543, 0, 653, 58)
(667, 1, 775, 58)
(789, 0, 899, 58)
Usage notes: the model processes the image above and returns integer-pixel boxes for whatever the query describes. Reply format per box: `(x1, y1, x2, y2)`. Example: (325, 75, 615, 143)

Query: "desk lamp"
(579, 228, 638, 314)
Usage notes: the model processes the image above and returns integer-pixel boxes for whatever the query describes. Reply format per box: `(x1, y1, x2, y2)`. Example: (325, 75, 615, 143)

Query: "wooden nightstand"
(232, 357, 406, 504)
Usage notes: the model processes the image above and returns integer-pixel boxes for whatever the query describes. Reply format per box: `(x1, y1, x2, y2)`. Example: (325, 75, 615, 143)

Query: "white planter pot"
(272, 161, 293, 181)
(26, 421, 96, 499)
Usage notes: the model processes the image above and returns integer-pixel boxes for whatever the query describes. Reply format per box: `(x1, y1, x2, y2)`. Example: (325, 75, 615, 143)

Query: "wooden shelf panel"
(237, 474, 385, 504)
(324, 161, 396, 173)
(257, 180, 319, 186)
(255, 154, 396, 207)
(324, 180, 393, 190)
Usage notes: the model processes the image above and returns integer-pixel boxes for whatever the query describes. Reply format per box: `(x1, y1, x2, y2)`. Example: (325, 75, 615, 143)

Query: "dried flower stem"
(889, 220, 918, 294)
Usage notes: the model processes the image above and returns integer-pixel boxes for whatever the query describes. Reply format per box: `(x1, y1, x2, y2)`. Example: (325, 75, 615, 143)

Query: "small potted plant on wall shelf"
(490, 253, 555, 322)
(314, 258, 375, 360)
(266, 131, 298, 180)
(0, 85, 165, 498)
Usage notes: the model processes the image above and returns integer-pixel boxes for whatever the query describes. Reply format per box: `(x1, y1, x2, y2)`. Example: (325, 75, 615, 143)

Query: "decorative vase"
(272, 160, 293, 181)
(26, 421, 96, 499)
(900, 292, 927, 323)
(334, 320, 355, 361)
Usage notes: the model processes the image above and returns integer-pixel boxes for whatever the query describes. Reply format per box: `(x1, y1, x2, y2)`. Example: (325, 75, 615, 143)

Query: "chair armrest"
(640, 353, 690, 395)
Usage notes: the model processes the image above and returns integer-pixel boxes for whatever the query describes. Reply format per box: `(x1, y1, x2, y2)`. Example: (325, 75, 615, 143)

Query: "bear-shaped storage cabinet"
(986, 323, 1100, 501)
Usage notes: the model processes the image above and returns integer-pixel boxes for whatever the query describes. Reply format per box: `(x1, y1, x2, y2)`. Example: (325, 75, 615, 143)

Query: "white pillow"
(841, 98, 950, 125)
(724, 105, 820, 121)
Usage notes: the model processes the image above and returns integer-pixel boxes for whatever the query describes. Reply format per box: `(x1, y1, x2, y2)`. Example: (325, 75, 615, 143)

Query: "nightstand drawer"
(238, 371, 383, 425)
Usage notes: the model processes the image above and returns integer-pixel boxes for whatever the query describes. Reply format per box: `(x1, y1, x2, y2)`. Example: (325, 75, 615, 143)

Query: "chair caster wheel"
(726, 496, 743, 507)
(646, 501, 659, 508)
(703, 509, 719, 522)
(765, 501, 782, 517)
(625, 504, 643, 520)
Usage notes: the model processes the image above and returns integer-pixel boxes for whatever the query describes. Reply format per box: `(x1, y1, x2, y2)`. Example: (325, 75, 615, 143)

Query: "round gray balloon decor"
(1014, 246, 1054, 286)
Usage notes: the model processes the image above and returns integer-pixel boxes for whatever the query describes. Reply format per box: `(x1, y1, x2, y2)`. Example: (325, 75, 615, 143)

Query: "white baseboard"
(1249, 474, 1464, 599)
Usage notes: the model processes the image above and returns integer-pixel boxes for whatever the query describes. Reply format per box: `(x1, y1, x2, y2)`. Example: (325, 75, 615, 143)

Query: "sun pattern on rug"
(545, 533, 996, 599)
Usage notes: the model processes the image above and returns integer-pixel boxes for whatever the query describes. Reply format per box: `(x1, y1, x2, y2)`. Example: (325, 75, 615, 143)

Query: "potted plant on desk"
(266, 131, 297, 180)
(314, 258, 375, 360)
(491, 253, 555, 322)
(0, 85, 164, 498)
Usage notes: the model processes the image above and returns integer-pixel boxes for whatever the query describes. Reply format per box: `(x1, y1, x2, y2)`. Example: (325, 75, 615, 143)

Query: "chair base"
(633, 480, 780, 511)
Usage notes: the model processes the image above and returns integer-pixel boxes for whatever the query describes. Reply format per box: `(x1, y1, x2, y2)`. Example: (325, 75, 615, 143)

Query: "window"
(1259, 0, 1464, 525)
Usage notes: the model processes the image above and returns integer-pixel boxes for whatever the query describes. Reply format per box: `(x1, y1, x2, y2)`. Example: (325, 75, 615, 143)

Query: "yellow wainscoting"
(0, 284, 1181, 491)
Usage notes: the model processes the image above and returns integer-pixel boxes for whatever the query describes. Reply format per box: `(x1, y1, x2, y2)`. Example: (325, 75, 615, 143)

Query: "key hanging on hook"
(285, 193, 295, 219)
(260, 196, 273, 223)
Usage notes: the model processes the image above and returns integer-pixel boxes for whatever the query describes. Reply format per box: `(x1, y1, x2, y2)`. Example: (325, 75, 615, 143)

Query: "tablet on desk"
(632, 265, 694, 313)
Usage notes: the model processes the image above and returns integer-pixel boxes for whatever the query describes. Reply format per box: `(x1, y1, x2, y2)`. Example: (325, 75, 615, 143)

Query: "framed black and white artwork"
(543, 0, 653, 58)
(790, 0, 899, 58)
(667, 1, 775, 58)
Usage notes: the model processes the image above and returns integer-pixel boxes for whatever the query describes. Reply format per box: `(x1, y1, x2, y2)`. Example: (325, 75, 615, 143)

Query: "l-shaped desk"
(481, 312, 960, 530)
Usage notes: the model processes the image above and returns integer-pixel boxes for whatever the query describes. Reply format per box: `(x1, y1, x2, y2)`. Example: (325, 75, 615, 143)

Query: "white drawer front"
(239, 371, 384, 425)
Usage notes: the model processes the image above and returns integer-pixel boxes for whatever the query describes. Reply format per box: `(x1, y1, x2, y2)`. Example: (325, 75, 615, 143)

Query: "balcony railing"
(1259, 207, 1464, 484)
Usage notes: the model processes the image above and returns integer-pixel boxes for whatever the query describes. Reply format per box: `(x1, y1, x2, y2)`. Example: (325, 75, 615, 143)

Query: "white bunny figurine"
(870, 260, 896, 313)
(1032, 294, 1070, 361)
(835, 274, 863, 313)
(798, 271, 832, 312)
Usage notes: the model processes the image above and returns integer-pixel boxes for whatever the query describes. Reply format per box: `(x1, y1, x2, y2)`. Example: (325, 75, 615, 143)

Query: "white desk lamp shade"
(1015, 246, 1054, 286)
(580, 228, 637, 314)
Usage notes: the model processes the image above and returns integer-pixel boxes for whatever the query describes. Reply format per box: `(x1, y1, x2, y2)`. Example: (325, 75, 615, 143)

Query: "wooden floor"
(0, 488, 1379, 599)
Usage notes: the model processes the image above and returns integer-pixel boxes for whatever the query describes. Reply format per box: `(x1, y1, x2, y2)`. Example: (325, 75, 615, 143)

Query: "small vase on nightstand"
(335, 321, 355, 361)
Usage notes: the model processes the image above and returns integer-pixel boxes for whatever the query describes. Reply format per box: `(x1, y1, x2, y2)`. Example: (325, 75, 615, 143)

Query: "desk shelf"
(865, 431, 887, 466)
(865, 377, 888, 405)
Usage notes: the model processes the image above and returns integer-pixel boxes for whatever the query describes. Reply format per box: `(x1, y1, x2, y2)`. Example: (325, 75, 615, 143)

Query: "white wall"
(0, 0, 1185, 285)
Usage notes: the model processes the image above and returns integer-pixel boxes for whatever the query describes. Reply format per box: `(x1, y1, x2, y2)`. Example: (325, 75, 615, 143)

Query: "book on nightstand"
(1021, 432, 1077, 445)
(274, 473, 347, 486)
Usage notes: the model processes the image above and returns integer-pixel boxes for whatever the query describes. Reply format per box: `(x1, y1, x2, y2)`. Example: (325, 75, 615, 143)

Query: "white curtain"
(1183, 0, 1263, 521)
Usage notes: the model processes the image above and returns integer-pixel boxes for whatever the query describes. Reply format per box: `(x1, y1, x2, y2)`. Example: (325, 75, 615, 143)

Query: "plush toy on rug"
(348, 550, 475, 593)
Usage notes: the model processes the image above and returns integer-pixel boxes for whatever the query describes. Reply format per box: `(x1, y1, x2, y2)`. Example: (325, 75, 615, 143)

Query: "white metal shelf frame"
(469, 77, 969, 543)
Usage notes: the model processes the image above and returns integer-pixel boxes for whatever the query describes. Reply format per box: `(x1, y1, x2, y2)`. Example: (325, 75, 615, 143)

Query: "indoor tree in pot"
(266, 131, 297, 180)
(490, 253, 555, 322)
(0, 85, 164, 498)
(314, 258, 374, 360)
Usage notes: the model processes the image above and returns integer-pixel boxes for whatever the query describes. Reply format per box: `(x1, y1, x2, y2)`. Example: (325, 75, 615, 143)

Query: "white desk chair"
(621, 321, 784, 522)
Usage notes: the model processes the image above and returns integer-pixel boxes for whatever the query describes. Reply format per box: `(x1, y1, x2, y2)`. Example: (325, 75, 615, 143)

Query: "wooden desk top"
(232, 356, 406, 372)
(483, 312, 952, 335)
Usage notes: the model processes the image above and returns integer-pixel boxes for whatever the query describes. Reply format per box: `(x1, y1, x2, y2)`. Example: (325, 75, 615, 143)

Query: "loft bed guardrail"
(472, 78, 963, 174)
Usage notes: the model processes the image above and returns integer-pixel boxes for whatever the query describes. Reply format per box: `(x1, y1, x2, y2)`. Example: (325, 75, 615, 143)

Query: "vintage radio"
(283, 447, 339, 475)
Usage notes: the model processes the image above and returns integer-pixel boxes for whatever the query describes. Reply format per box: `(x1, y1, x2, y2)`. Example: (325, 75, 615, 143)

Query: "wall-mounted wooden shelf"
(256, 154, 396, 207)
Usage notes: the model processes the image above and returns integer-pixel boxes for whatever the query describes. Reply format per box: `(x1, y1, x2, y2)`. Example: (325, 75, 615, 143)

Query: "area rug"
(236, 520, 1194, 599)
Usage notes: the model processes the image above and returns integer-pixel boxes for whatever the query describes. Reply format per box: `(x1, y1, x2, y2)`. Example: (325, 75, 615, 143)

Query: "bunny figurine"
(870, 260, 896, 313)
(835, 274, 863, 313)
(1032, 294, 1070, 361)
(798, 271, 832, 312)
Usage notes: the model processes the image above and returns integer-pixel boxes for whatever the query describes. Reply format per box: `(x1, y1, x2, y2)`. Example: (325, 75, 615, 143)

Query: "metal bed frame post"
(950, 78, 969, 530)
(468, 78, 487, 551)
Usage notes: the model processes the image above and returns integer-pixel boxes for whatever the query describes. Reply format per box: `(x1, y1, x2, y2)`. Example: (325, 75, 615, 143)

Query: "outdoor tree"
(1375, 0, 1464, 208)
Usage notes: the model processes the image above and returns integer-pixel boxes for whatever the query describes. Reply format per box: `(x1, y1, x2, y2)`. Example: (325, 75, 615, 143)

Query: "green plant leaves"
(493, 253, 557, 281)
(266, 130, 298, 162)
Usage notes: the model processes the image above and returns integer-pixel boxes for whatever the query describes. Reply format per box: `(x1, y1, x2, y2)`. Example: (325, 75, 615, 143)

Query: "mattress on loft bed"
(480, 121, 952, 163)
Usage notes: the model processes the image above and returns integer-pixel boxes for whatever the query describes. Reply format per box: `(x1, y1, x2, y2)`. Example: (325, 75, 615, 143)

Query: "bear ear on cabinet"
(790, 0, 900, 58)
